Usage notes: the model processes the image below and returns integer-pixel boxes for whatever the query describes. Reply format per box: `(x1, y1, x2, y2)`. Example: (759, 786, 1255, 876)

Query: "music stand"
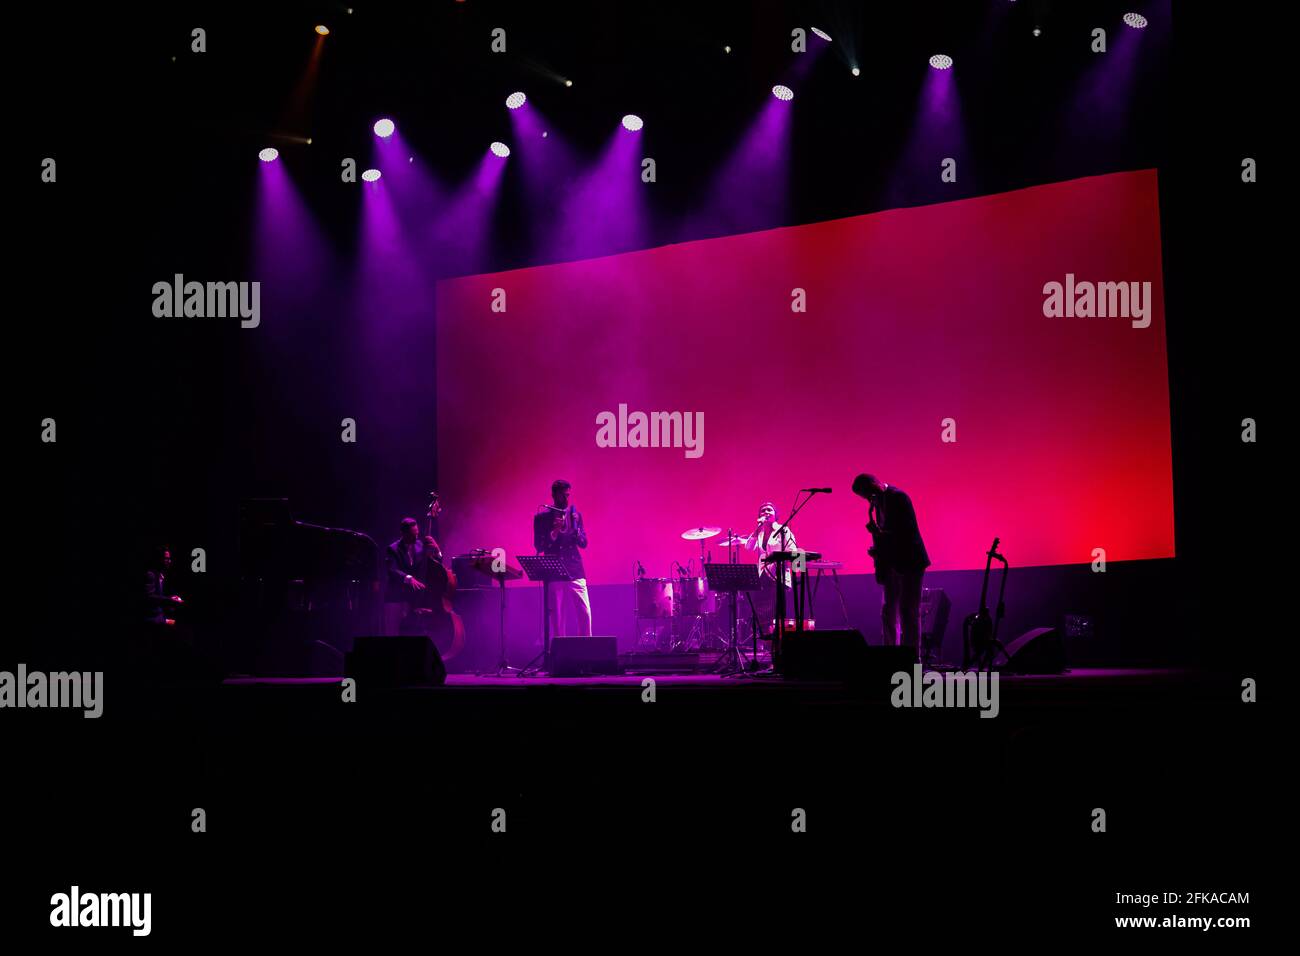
(518, 555, 572, 676)
(703, 562, 762, 675)
(475, 557, 523, 677)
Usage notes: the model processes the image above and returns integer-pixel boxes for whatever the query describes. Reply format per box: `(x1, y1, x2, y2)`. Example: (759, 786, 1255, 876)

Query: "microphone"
(802, 487, 832, 494)
(636, 560, 646, 578)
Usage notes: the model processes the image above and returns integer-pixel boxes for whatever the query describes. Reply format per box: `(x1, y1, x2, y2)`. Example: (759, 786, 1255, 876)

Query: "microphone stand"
(759, 489, 824, 675)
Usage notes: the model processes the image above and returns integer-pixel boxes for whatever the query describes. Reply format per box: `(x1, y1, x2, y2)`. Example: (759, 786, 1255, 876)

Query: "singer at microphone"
(742, 500, 798, 643)
(532, 478, 592, 638)
(745, 501, 797, 584)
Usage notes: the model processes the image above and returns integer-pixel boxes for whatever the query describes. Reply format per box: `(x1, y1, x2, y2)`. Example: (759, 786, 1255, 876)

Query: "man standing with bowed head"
(532, 479, 592, 637)
(852, 473, 930, 651)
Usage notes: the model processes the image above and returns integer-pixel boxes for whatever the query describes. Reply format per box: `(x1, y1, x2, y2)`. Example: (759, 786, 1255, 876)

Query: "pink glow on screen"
(436, 170, 1174, 582)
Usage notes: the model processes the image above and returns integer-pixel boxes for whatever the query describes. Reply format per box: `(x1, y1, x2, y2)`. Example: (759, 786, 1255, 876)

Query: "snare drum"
(675, 576, 719, 616)
(635, 577, 675, 618)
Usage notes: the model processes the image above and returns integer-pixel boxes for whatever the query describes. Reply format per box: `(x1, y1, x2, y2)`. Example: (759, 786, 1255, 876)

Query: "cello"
(406, 490, 466, 663)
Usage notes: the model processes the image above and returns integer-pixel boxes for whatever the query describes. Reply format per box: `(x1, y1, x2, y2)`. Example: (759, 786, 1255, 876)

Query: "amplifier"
(550, 637, 620, 677)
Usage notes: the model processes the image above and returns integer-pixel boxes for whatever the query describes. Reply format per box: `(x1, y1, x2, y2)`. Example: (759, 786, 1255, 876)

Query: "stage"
(223, 665, 1208, 695)
(9, 0, 1274, 936)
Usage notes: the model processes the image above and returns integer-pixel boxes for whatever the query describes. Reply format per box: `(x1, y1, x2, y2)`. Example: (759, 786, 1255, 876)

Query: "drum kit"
(635, 526, 726, 652)
(635, 523, 828, 657)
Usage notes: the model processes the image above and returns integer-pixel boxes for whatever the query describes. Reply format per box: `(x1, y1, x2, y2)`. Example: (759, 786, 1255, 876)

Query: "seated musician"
(144, 545, 183, 628)
(134, 543, 210, 682)
(383, 517, 442, 636)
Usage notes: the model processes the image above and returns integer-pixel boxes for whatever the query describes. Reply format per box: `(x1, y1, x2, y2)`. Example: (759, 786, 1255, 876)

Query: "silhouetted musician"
(852, 473, 930, 650)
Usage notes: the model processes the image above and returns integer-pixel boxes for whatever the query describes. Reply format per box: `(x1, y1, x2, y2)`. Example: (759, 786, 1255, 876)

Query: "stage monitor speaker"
(782, 630, 916, 689)
(550, 637, 620, 677)
(345, 635, 446, 687)
(1001, 627, 1065, 675)
(782, 629, 866, 680)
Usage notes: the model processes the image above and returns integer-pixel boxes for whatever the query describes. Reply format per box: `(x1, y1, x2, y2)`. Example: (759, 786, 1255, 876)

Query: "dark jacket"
(868, 485, 930, 574)
(385, 538, 436, 603)
(533, 509, 588, 580)
(144, 570, 174, 625)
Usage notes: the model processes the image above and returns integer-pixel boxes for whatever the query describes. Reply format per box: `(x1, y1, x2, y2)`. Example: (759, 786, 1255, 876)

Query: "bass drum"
(635, 577, 675, 619)
(675, 576, 719, 616)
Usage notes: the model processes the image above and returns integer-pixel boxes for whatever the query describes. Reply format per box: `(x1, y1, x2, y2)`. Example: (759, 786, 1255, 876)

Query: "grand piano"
(236, 498, 380, 675)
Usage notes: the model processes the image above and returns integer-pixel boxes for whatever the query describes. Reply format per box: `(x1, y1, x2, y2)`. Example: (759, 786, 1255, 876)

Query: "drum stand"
(673, 613, 705, 652)
(634, 575, 674, 652)
(677, 534, 715, 652)
(484, 575, 520, 677)
(703, 559, 761, 676)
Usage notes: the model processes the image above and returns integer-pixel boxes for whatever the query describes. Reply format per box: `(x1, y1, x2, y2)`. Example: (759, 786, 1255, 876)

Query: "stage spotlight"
(771, 84, 794, 101)
(490, 141, 511, 157)
(315, 25, 329, 36)
(258, 147, 279, 163)
(1033, 27, 1042, 37)
(724, 45, 731, 53)
(929, 54, 953, 70)
(506, 91, 527, 109)
(1123, 12, 1148, 29)
(851, 67, 860, 76)
(810, 27, 832, 42)
(564, 79, 574, 88)
(361, 168, 381, 182)
(373, 118, 395, 138)
(622, 114, 644, 131)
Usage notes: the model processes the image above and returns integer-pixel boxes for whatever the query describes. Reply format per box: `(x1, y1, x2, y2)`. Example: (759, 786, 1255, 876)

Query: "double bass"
(406, 490, 466, 662)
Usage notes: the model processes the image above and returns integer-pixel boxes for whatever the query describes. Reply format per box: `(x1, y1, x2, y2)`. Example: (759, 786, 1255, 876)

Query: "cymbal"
(681, 526, 722, 541)
(717, 535, 750, 547)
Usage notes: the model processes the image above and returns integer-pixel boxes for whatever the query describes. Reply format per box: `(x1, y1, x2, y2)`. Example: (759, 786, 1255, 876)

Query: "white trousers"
(547, 578, 592, 637)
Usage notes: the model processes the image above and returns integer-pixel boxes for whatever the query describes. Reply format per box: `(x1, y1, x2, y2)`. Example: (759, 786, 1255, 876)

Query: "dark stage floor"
(9, 660, 1264, 937)
(216, 665, 1225, 711)
(225, 666, 1195, 690)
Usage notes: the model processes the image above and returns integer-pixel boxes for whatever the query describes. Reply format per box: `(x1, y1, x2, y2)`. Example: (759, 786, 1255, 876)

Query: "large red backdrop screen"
(436, 170, 1174, 582)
